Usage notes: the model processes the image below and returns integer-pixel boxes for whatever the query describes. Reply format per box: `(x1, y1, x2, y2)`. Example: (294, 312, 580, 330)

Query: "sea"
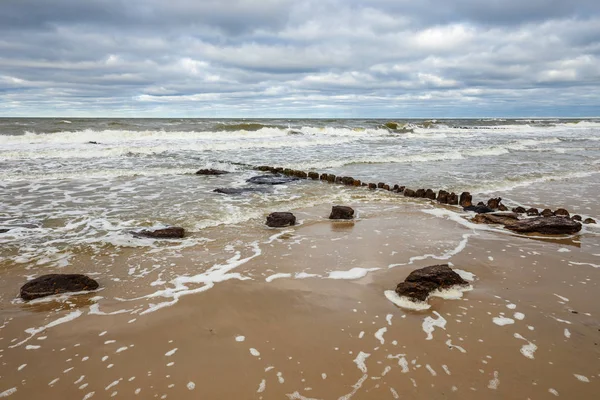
(1, 118, 599, 271)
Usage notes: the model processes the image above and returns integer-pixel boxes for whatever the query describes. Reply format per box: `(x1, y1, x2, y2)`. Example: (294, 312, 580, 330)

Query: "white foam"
(453, 269, 476, 282)
(235, 336, 245, 342)
(327, 268, 379, 280)
(165, 348, 177, 356)
(18, 364, 26, 371)
(514, 333, 537, 359)
(429, 285, 472, 300)
(187, 382, 195, 390)
(12, 310, 83, 348)
(548, 388, 559, 396)
(514, 312, 525, 321)
(425, 364, 437, 376)
(387, 354, 409, 373)
(492, 317, 515, 326)
(506, 303, 517, 310)
(574, 374, 589, 383)
(384, 290, 431, 311)
(386, 314, 393, 326)
(250, 348, 260, 357)
(265, 273, 292, 282)
(390, 388, 399, 399)
(553, 294, 569, 302)
(487, 371, 500, 390)
(374, 328, 387, 345)
(422, 311, 447, 340)
(353, 351, 370, 373)
(257, 379, 266, 393)
(557, 248, 571, 253)
(564, 329, 571, 338)
(445, 339, 467, 353)
(0, 388, 17, 398)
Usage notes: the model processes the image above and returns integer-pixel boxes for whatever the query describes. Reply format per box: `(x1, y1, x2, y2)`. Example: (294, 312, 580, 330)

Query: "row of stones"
(256, 166, 596, 224)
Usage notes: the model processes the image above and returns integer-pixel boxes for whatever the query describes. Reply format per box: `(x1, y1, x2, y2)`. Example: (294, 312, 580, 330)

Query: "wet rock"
(196, 169, 229, 175)
(541, 208, 554, 217)
(396, 264, 468, 302)
(477, 201, 486, 206)
(378, 182, 386, 189)
(327, 174, 336, 183)
(464, 205, 494, 213)
(20, 274, 99, 301)
(88, 141, 100, 145)
(353, 180, 362, 187)
(447, 192, 459, 205)
(512, 206, 526, 214)
(320, 173, 328, 181)
(342, 177, 355, 185)
(571, 215, 582, 221)
(368, 183, 377, 190)
(584, 218, 597, 224)
(498, 204, 508, 212)
(472, 213, 520, 225)
(526, 208, 540, 216)
(213, 187, 267, 195)
(308, 172, 320, 180)
(415, 189, 426, 198)
(266, 212, 296, 228)
(247, 175, 299, 185)
(137, 227, 185, 239)
(398, 186, 406, 193)
(294, 171, 308, 179)
(554, 208, 570, 218)
(424, 189, 436, 200)
(329, 206, 354, 220)
(393, 184, 400, 192)
(383, 184, 390, 191)
(403, 188, 416, 197)
(257, 166, 272, 172)
(0, 229, 10, 234)
(437, 190, 449, 204)
(507, 216, 582, 235)
(459, 192, 472, 207)
(335, 176, 343, 184)
(487, 198, 502, 210)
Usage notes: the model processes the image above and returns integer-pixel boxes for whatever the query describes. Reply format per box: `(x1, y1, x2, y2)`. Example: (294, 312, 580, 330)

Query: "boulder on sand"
(395, 264, 469, 302)
(437, 190, 449, 204)
(459, 192, 472, 207)
(329, 206, 354, 220)
(196, 169, 229, 175)
(266, 212, 296, 228)
(447, 192, 458, 205)
(137, 227, 185, 239)
(20, 274, 99, 301)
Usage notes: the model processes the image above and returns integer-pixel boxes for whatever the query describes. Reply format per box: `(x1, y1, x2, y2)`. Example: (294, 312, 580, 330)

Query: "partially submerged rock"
(512, 206, 526, 214)
(213, 187, 268, 195)
(196, 169, 229, 175)
(464, 205, 494, 214)
(472, 212, 519, 225)
(487, 197, 502, 210)
(507, 217, 581, 235)
(0, 229, 9, 234)
(403, 188, 416, 197)
(526, 208, 540, 216)
(395, 264, 469, 302)
(541, 208, 554, 217)
(584, 218, 596, 224)
(20, 274, 99, 301)
(329, 206, 354, 220)
(554, 208, 570, 218)
(137, 227, 185, 239)
(459, 192, 472, 207)
(247, 175, 299, 185)
(572, 215, 582, 221)
(266, 212, 296, 228)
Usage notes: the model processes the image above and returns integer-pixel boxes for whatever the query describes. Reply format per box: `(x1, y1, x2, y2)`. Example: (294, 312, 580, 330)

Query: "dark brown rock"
(335, 176, 343, 184)
(424, 189, 436, 200)
(327, 174, 336, 183)
(383, 184, 390, 191)
(395, 281, 438, 302)
(20, 274, 99, 301)
(477, 201, 485, 206)
(196, 169, 229, 175)
(464, 205, 494, 213)
(507, 216, 582, 235)
(584, 218, 596, 224)
(498, 204, 508, 212)
(554, 208, 570, 218)
(393, 184, 400, 192)
(415, 189, 426, 198)
(487, 198, 501, 209)
(213, 187, 267, 195)
(353, 180, 362, 186)
(396, 264, 468, 302)
(138, 227, 185, 239)
(459, 192, 472, 207)
(398, 186, 406, 193)
(368, 183, 377, 190)
(294, 170, 308, 179)
(437, 190, 449, 204)
(472, 213, 520, 225)
(320, 173, 328, 181)
(526, 208, 540, 216)
(342, 177, 355, 186)
(247, 175, 299, 185)
(329, 206, 354, 220)
(403, 188, 416, 197)
(0, 229, 9, 234)
(377, 182, 386, 189)
(572, 215, 582, 221)
(266, 212, 296, 228)
(257, 166, 272, 172)
(541, 208, 554, 217)
(447, 193, 458, 205)
(308, 172, 320, 180)
(512, 207, 526, 214)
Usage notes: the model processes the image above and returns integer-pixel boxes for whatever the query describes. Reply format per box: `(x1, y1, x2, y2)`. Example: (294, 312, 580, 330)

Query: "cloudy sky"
(1, 0, 599, 117)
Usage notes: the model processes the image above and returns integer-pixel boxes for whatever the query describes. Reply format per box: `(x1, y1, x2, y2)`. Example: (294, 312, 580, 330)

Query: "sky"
(1, 0, 599, 118)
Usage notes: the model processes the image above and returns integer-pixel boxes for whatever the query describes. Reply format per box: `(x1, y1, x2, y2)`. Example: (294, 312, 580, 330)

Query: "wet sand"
(1, 201, 599, 399)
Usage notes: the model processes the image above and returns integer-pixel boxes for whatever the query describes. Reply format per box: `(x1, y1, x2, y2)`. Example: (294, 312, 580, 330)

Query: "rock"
(398, 186, 406, 193)
(320, 173, 328, 181)
(20, 274, 99, 301)
(571, 215, 582, 221)
(327, 174, 336, 183)
(487, 198, 502, 209)
(459, 192, 472, 207)
(294, 171, 308, 179)
(247, 175, 299, 185)
(335, 176, 343, 184)
(353, 180, 362, 187)
(554, 208, 570, 218)
(526, 208, 540, 216)
(329, 206, 354, 220)
(383, 184, 390, 191)
(377, 182, 385, 189)
(541, 208, 554, 217)
(0, 229, 10, 234)
(213, 187, 267, 195)
(584, 218, 596, 224)
(342, 177, 355, 186)
(368, 183, 377, 190)
(512, 207, 526, 214)
(415, 189, 426, 198)
(257, 166, 272, 172)
(403, 188, 416, 197)
(498, 204, 508, 212)
(424, 189, 436, 200)
(464, 205, 494, 213)
(507, 217, 582, 235)
(88, 141, 100, 145)
(393, 184, 400, 192)
(396, 264, 468, 302)
(266, 212, 296, 228)
(437, 190, 449, 204)
(447, 193, 458, 205)
(137, 227, 185, 239)
(308, 172, 320, 180)
(196, 169, 229, 175)
(472, 213, 520, 225)
(477, 202, 485, 206)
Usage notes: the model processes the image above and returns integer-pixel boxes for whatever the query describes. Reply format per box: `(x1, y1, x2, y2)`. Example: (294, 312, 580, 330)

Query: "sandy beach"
(1, 198, 599, 399)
